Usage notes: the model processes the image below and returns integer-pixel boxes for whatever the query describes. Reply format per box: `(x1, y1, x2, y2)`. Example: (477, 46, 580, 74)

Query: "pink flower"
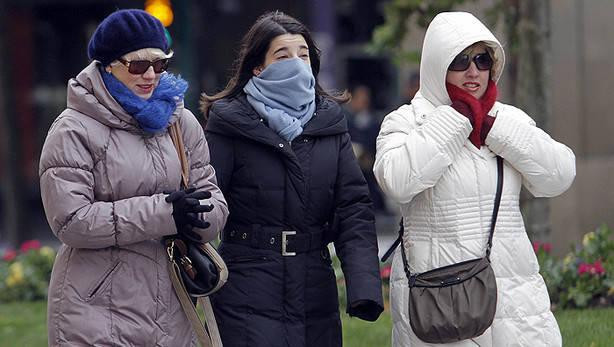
(542, 243, 552, 254)
(593, 260, 605, 275)
(578, 260, 606, 276)
(532, 241, 540, 253)
(20, 240, 41, 253)
(380, 265, 392, 279)
(2, 249, 17, 261)
(578, 263, 590, 275)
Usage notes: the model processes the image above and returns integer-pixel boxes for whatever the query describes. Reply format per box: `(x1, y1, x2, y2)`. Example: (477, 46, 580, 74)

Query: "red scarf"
(446, 80, 498, 147)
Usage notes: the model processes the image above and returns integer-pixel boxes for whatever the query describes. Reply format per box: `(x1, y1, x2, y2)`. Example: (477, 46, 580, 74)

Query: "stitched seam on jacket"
(112, 202, 118, 246)
(57, 202, 92, 240)
(54, 247, 72, 345)
(102, 128, 114, 200)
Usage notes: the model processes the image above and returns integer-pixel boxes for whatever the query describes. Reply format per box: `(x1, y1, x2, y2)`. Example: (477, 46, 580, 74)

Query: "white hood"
(418, 12, 505, 107)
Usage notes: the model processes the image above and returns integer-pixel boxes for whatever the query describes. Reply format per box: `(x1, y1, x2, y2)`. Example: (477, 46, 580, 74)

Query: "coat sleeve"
(485, 105, 576, 197)
(332, 132, 384, 313)
(39, 114, 176, 249)
(179, 109, 229, 242)
(373, 105, 472, 204)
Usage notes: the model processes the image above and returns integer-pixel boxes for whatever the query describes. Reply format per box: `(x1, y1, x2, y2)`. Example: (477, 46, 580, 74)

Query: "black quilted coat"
(205, 94, 383, 347)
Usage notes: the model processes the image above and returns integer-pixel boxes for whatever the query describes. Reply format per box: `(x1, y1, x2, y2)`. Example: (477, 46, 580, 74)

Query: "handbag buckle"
(281, 230, 296, 256)
(166, 240, 175, 261)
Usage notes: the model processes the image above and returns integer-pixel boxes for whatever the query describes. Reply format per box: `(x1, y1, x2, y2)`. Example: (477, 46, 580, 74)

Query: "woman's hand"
(165, 187, 214, 242)
(450, 99, 475, 128)
(348, 299, 384, 322)
(480, 114, 496, 144)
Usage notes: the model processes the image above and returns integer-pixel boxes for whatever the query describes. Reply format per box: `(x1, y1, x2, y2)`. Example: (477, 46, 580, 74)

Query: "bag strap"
(486, 156, 504, 259)
(381, 219, 403, 262)
(169, 122, 189, 189)
(167, 123, 223, 347)
(400, 156, 504, 278)
(168, 260, 217, 347)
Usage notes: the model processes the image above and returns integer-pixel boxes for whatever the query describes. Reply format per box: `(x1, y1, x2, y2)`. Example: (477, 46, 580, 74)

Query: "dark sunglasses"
(117, 58, 170, 74)
(448, 52, 493, 71)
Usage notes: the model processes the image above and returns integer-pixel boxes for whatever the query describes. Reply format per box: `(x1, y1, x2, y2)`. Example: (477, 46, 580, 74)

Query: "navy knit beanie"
(88, 9, 168, 66)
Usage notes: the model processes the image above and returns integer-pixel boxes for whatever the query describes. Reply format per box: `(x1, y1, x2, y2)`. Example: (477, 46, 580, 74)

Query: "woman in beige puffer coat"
(39, 10, 228, 346)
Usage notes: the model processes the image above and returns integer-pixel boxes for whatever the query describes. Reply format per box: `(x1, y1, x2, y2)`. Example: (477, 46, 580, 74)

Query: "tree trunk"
(505, 0, 552, 240)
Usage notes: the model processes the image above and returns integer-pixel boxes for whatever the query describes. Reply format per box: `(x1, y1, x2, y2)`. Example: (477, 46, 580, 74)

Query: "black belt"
(222, 224, 328, 256)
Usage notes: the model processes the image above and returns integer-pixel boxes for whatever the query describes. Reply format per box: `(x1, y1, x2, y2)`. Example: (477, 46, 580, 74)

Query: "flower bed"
(0, 240, 56, 302)
(536, 224, 614, 309)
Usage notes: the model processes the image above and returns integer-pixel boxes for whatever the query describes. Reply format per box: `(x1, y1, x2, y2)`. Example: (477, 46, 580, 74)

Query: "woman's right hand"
(165, 187, 214, 242)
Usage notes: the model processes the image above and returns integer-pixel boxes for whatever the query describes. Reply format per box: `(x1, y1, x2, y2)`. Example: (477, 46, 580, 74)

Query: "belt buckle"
(281, 230, 296, 256)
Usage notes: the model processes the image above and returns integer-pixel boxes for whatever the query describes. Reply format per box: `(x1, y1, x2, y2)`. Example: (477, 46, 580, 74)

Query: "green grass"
(1, 301, 613, 346)
(556, 308, 614, 347)
(342, 312, 392, 346)
(0, 301, 47, 347)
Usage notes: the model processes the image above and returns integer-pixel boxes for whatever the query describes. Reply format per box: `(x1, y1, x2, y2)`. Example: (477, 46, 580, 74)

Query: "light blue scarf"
(243, 58, 316, 141)
(101, 69, 188, 134)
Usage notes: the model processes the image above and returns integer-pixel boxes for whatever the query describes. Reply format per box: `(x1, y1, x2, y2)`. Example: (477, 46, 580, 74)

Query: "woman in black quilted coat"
(200, 11, 384, 347)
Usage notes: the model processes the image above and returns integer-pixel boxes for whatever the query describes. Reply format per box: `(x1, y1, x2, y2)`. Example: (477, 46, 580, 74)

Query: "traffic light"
(145, 0, 174, 27)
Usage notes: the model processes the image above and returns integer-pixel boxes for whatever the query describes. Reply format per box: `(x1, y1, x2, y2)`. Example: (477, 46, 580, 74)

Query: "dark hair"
(200, 11, 349, 118)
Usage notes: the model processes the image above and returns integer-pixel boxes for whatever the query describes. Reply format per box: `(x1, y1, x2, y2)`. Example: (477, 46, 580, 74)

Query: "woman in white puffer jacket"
(374, 12, 575, 347)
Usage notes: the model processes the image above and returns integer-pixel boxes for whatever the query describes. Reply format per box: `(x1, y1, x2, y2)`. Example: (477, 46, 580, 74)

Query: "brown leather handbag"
(399, 156, 503, 344)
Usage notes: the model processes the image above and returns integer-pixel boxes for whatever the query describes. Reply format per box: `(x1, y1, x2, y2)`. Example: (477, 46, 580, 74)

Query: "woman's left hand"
(480, 115, 496, 144)
(347, 299, 384, 322)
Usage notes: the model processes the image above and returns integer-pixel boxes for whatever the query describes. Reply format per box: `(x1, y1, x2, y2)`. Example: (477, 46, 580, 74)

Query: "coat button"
(241, 233, 247, 239)
(278, 143, 284, 148)
(303, 138, 308, 143)
(270, 237, 275, 245)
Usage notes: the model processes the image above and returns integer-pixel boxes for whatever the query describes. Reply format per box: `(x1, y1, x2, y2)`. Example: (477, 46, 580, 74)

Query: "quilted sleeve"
(39, 113, 176, 249)
(485, 105, 576, 197)
(373, 105, 472, 204)
(329, 132, 383, 320)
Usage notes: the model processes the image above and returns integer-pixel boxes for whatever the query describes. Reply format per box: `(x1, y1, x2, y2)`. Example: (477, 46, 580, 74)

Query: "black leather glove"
(165, 187, 214, 242)
(347, 299, 384, 322)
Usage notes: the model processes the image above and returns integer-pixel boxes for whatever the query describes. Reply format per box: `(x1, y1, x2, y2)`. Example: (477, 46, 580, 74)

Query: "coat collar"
(206, 93, 347, 145)
(67, 61, 181, 135)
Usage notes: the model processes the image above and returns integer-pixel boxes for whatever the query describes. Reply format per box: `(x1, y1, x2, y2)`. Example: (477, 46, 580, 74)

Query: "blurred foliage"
(0, 240, 56, 302)
(368, 0, 529, 66)
(536, 224, 614, 309)
(368, 0, 478, 64)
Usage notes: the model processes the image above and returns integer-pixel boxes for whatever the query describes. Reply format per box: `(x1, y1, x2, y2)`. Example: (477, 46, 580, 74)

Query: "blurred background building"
(0, 0, 612, 256)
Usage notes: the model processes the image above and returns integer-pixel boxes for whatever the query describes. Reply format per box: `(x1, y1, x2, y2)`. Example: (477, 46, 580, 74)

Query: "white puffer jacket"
(374, 12, 576, 347)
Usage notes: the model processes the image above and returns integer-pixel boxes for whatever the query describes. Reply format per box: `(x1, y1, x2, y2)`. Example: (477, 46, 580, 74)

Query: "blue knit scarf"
(101, 69, 188, 133)
(244, 58, 316, 141)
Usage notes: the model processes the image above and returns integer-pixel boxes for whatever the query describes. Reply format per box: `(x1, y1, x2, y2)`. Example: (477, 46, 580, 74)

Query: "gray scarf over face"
(244, 58, 316, 141)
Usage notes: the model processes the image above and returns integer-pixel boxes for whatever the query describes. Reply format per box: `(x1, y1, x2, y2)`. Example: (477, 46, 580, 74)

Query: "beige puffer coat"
(39, 62, 228, 346)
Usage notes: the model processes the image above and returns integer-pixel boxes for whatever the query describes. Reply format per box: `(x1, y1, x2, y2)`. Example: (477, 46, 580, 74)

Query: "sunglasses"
(448, 52, 493, 71)
(117, 58, 170, 74)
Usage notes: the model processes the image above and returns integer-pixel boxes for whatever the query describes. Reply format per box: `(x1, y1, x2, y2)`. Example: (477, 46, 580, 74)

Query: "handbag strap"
(169, 122, 189, 189)
(168, 261, 222, 347)
(167, 123, 223, 347)
(486, 156, 504, 259)
(400, 156, 504, 279)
